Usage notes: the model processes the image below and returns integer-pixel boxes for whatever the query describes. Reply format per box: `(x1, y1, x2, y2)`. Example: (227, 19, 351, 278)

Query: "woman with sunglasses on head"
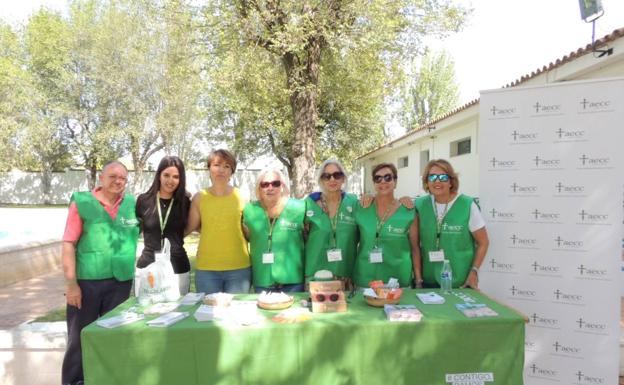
(136, 156, 192, 294)
(243, 169, 306, 293)
(414, 159, 489, 289)
(304, 159, 359, 288)
(353, 162, 418, 288)
(186, 149, 251, 294)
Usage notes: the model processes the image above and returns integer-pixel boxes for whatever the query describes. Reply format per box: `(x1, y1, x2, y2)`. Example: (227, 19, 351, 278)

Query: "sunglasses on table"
(315, 293, 341, 302)
(320, 171, 345, 181)
(373, 173, 395, 184)
(427, 173, 450, 182)
(260, 180, 282, 188)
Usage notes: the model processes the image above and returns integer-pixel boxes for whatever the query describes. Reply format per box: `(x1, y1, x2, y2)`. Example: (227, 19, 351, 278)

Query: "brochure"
(416, 292, 445, 304)
(383, 304, 423, 322)
(96, 312, 145, 329)
(180, 292, 205, 306)
(455, 303, 498, 318)
(146, 311, 189, 327)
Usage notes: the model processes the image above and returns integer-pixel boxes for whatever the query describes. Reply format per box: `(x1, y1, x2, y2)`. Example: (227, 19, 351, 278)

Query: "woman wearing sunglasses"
(304, 159, 359, 288)
(243, 169, 306, 293)
(353, 162, 418, 288)
(186, 149, 251, 294)
(414, 159, 489, 289)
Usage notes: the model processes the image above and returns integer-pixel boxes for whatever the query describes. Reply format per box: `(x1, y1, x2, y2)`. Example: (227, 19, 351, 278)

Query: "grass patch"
(30, 234, 200, 323)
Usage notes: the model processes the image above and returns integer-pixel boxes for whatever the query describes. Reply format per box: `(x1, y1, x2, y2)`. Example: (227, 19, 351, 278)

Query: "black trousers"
(61, 278, 132, 385)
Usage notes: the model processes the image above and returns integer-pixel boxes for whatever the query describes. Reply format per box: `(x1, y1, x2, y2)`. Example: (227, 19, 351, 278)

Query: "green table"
(82, 289, 525, 385)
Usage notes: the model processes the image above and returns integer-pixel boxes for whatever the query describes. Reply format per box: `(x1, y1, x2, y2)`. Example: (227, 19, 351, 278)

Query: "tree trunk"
(41, 166, 52, 205)
(282, 38, 321, 198)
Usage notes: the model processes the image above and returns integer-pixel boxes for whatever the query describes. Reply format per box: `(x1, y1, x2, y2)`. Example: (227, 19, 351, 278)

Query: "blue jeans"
(195, 267, 251, 294)
(254, 283, 304, 293)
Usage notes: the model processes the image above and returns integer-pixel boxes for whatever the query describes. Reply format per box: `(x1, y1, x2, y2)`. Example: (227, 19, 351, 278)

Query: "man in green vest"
(61, 160, 139, 385)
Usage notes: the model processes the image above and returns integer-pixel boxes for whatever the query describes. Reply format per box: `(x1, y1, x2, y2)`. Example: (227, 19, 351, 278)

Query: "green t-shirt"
(304, 193, 359, 279)
(353, 202, 415, 287)
(415, 194, 476, 287)
(243, 198, 305, 287)
(73, 191, 140, 281)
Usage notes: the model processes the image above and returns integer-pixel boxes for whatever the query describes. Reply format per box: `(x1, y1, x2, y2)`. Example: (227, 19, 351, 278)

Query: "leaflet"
(96, 312, 145, 329)
(416, 292, 445, 305)
(146, 311, 189, 327)
(455, 303, 498, 318)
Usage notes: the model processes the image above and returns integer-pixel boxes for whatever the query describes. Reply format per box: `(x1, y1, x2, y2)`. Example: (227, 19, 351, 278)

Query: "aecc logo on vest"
(385, 224, 406, 236)
(441, 223, 463, 234)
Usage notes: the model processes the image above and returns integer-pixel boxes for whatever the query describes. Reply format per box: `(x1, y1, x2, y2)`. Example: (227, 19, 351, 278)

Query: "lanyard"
(375, 200, 396, 247)
(156, 192, 174, 242)
(320, 194, 342, 248)
(267, 216, 278, 252)
(434, 199, 449, 250)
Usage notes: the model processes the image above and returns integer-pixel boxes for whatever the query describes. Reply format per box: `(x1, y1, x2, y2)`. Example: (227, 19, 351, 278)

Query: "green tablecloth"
(82, 289, 525, 385)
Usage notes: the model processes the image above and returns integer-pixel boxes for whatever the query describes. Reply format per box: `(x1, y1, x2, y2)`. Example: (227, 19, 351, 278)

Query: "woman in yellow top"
(186, 149, 251, 293)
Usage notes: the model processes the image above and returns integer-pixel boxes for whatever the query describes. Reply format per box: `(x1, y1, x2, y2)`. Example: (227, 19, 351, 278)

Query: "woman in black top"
(136, 156, 192, 294)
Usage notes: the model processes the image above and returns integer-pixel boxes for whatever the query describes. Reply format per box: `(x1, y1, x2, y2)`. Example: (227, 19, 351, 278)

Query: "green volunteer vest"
(72, 191, 139, 281)
(243, 198, 305, 287)
(353, 202, 415, 287)
(415, 194, 476, 288)
(304, 193, 359, 278)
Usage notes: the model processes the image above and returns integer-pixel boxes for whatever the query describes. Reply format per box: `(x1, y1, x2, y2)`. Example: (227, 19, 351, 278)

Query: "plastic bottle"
(440, 260, 453, 294)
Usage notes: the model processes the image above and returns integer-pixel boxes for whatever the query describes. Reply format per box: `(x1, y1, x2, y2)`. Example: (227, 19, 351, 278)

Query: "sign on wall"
(478, 78, 623, 385)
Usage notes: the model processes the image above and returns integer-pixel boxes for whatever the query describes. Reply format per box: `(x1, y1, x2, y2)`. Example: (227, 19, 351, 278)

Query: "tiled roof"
(357, 27, 624, 160)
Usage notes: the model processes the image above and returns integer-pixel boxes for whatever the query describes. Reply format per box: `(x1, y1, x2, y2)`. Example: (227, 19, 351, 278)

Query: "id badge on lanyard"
(428, 250, 445, 262)
(369, 247, 383, 264)
(327, 248, 343, 262)
(262, 252, 275, 264)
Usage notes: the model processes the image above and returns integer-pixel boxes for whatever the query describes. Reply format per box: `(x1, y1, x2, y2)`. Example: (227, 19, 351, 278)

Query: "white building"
(356, 27, 624, 199)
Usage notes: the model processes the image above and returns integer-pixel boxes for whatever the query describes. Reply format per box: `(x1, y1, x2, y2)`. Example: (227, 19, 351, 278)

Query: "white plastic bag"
(135, 238, 180, 306)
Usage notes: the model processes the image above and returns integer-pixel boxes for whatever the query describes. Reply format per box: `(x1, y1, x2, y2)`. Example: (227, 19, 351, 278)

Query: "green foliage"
(201, 0, 469, 193)
(401, 49, 460, 130)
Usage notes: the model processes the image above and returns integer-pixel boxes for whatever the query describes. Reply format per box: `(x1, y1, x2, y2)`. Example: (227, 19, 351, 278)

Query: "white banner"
(478, 78, 624, 385)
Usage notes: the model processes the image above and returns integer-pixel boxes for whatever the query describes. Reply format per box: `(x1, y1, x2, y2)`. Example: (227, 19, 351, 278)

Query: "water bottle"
(440, 260, 453, 294)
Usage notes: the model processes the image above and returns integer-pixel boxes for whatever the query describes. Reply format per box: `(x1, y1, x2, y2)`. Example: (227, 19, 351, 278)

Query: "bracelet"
(470, 266, 479, 277)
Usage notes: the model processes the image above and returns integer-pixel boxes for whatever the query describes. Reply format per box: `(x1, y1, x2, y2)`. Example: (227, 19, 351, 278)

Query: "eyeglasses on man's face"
(373, 173, 395, 184)
(427, 173, 450, 183)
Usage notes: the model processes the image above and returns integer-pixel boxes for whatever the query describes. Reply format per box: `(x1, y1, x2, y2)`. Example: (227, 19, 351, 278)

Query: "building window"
(398, 156, 409, 169)
(450, 137, 471, 157)
(419, 150, 429, 175)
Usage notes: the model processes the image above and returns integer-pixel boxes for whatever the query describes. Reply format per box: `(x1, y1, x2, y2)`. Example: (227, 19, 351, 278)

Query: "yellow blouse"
(196, 188, 250, 270)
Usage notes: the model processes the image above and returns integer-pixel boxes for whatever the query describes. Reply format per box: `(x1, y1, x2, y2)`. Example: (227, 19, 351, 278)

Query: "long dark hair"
(144, 156, 190, 224)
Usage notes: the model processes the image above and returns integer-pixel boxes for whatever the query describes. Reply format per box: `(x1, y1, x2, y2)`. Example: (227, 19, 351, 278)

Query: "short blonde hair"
(255, 168, 290, 198)
(421, 159, 459, 193)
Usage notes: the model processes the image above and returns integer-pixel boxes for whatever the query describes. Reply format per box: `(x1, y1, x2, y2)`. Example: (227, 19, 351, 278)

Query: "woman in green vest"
(243, 169, 306, 293)
(304, 159, 359, 288)
(353, 162, 418, 288)
(414, 159, 489, 289)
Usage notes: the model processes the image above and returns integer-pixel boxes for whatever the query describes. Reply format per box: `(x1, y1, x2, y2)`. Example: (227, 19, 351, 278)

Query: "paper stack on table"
(180, 292, 205, 306)
(144, 302, 180, 315)
(146, 312, 189, 327)
(194, 305, 220, 322)
(455, 303, 498, 318)
(416, 292, 445, 305)
(383, 305, 423, 322)
(96, 312, 145, 329)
